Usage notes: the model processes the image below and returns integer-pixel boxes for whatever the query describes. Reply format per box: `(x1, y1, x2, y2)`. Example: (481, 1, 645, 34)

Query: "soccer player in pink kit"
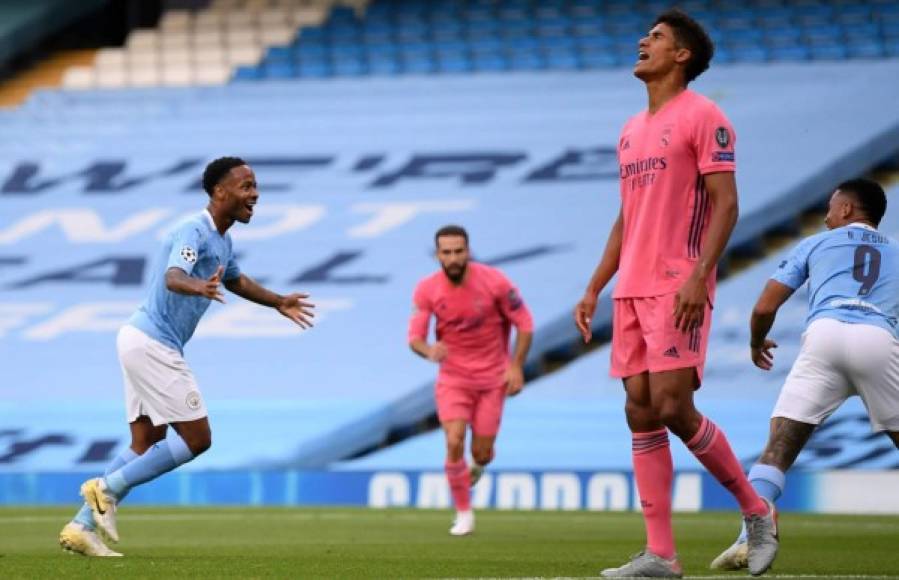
(574, 10, 778, 578)
(409, 225, 533, 536)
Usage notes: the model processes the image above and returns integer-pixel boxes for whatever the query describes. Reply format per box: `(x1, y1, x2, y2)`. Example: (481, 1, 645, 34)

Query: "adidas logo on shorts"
(663, 346, 680, 358)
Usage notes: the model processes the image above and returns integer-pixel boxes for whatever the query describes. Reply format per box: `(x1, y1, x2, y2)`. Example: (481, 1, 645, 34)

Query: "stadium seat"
(769, 45, 811, 61)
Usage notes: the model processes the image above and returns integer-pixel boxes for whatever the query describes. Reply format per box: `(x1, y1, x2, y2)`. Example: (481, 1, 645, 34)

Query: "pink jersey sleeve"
(492, 270, 534, 333)
(692, 102, 736, 175)
(408, 281, 432, 343)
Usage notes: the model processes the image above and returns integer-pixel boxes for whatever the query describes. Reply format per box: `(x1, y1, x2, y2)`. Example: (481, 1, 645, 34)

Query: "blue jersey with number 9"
(772, 223, 899, 337)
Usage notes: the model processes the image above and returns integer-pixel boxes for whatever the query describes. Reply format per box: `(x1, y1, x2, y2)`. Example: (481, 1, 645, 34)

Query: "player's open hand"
(574, 293, 598, 343)
(427, 342, 447, 362)
(277, 293, 315, 329)
(674, 275, 707, 333)
(504, 364, 525, 396)
(198, 265, 226, 303)
(750, 338, 778, 371)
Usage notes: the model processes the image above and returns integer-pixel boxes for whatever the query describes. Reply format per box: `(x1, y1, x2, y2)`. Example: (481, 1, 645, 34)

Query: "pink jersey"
(613, 89, 736, 299)
(408, 262, 534, 390)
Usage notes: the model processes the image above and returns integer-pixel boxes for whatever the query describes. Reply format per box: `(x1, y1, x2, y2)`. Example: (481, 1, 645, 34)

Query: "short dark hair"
(838, 178, 887, 226)
(435, 225, 469, 247)
(202, 156, 247, 196)
(653, 9, 714, 84)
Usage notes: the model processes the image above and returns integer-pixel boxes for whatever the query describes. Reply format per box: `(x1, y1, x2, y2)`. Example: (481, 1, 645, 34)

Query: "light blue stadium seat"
(469, 38, 503, 53)
(579, 50, 619, 69)
(437, 55, 472, 73)
(570, 5, 600, 19)
(471, 53, 509, 72)
(835, 5, 873, 26)
(267, 46, 293, 62)
(764, 27, 802, 48)
(803, 24, 843, 41)
(264, 61, 296, 79)
(505, 37, 540, 51)
(713, 47, 733, 64)
(847, 39, 885, 59)
(718, 15, 756, 32)
(508, 52, 546, 71)
(731, 45, 768, 63)
(367, 57, 401, 75)
(296, 62, 331, 78)
(401, 57, 436, 74)
(883, 21, 899, 39)
(544, 49, 579, 71)
(334, 60, 367, 76)
(577, 34, 613, 52)
(769, 45, 811, 61)
(298, 27, 326, 41)
(810, 44, 849, 61)
(232, 66, 261, 82)
(886, 38, 899, 56)
(844, 22, 881, 40)
(729, 28, 764, 43)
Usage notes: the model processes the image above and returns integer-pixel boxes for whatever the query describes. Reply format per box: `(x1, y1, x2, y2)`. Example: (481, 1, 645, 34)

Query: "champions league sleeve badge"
(715, 127, 730, 148)
(180, 246, 198, 264)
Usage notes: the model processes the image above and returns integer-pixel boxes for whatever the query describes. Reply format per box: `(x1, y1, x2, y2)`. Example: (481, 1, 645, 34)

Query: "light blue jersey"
(773, 223, 899, 337)
(129, 210, 240, 352)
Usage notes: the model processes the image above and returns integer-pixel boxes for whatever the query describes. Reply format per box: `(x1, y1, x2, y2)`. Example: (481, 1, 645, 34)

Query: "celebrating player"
(712, 179, 899, 570)
(409, 225, 533, 536)
(573, 10, 778, 578)
(59, 157, 315, 557)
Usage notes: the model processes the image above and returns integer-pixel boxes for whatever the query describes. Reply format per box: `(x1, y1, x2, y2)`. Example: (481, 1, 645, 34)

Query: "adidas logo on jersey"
(663, 346, 680, 358)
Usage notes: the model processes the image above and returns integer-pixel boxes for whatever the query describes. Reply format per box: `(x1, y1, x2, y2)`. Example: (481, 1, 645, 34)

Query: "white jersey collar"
(847, 222, 876, 231)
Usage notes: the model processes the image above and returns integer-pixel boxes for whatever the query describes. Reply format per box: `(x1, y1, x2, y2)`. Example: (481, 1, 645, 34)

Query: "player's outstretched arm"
(224, 274, 315, 329)
(166, 266, 225, 303)
(749, 280, 794, 370)
(574, 209, 623, 343)
(674, 171, 739, 333)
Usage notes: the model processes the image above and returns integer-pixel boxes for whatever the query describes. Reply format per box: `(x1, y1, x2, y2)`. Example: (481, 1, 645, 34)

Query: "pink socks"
(632, 429, 676, 559)
(685, 416, 767, 516)
(445, 458, 471, 511)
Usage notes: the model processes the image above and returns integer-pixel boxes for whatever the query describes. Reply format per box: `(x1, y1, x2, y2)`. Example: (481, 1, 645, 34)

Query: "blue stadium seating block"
(769, 46, 811, 62)
(232, 66, 261, 82)
(810, 44, 849, 61)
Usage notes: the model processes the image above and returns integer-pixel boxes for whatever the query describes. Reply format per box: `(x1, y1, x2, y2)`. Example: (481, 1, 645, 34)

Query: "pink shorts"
(610, 293, 712, 386)
(435, 383, 506, 437)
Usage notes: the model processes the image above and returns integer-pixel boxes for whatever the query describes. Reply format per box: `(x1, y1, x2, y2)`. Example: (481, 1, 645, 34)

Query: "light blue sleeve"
(167, 223, 203, 275)
(771, 237, 813, 289)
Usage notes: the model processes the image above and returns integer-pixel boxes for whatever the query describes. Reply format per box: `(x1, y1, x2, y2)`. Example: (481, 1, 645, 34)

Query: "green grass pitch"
(1, 507, 897, 578)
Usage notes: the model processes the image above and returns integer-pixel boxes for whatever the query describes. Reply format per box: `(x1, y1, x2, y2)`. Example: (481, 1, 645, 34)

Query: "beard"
(442, 262, 467, 284)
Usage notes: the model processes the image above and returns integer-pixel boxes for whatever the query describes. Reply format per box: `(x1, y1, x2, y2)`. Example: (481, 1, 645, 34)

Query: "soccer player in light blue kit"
(59, 157, 315, 557)
(712, 178, 899, 570)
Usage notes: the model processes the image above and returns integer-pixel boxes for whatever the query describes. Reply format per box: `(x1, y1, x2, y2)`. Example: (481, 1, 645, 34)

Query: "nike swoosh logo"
(93, 494, 106, 515)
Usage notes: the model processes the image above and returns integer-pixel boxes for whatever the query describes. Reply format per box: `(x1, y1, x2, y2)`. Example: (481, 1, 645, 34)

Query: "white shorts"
(118, 325, 207, 427)
(773, 318, 899, 432)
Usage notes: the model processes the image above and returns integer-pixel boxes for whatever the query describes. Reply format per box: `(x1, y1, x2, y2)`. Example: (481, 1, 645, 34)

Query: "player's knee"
(657, 402, 691, 435)
(625, 398, 653, 425)
(472, 446, 493, 466)
(183, 431, 212, 456)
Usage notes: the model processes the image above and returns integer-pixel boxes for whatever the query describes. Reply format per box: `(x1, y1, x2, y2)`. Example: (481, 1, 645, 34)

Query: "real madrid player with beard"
(409, 225, 533, 536)
(59, 157, 315, 557)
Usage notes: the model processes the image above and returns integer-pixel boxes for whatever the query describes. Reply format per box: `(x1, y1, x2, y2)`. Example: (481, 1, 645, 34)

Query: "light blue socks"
(72, 447, 139, 530)
(738, 463, 785, 542)
(105, 432, 195, 499)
